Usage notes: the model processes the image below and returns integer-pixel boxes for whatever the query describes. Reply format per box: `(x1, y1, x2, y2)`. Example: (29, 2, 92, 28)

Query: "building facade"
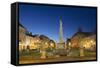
(70, 30, 96, 51)
(19, 23, 56, 51)
(19, 23, 26, 51)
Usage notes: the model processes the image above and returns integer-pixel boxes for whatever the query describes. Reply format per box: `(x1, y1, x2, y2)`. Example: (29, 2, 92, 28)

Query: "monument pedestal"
(57, 43, 65, 49)
(40, 50, 46, 59)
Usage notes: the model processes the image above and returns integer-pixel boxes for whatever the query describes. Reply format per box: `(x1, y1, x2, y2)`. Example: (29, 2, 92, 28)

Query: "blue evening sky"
(19, 4, 97, 42)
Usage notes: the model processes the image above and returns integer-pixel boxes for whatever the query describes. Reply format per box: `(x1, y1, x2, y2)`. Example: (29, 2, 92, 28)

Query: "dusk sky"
(19, 4, 97, 42)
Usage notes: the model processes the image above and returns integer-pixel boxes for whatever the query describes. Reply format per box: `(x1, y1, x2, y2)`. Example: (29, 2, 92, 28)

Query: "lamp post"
(78, 35, 84, 57)
(66, 38, 71, 56)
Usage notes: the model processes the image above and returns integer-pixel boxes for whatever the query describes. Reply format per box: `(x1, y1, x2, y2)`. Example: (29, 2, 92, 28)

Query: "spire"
(78, 27, 82, 32)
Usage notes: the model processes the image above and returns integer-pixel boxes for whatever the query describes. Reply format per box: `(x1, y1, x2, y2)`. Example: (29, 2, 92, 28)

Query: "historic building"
(81, 34, 96, 51)
(19, 23, 56, 51)
(70, 28, 96, 51)
(19, 23, 26, 51)
(25, 33, 41, 50)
